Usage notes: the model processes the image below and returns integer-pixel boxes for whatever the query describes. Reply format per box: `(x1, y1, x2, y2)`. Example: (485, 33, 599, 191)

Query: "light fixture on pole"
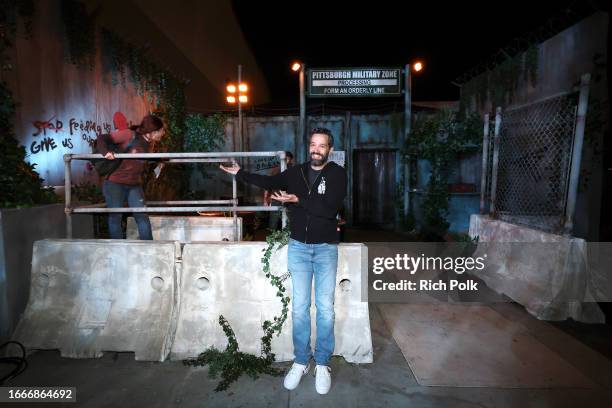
(403, 60, 424, 225)
(225, 65, 249, 150)
(291, 61, 306, 162)
(404, 60, 424, 138)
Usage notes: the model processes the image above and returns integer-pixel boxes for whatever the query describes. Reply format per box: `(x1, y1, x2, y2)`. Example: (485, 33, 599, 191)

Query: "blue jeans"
(102, 180, 152, 240)
(288, 238, 338, 366)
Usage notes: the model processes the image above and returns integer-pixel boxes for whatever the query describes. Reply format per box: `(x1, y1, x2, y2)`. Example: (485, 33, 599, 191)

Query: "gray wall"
(464, 12, 609, 240)
(189, 111, 478, 232)
(0, 205, 93, 340)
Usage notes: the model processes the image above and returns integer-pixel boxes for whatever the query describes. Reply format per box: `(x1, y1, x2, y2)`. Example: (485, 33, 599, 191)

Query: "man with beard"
(219, 128, 347, 395)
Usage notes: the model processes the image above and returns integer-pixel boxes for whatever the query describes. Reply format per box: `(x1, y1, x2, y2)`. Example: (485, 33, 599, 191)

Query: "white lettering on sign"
(312, 71, 352, 79)
(313, 79, 397, 87)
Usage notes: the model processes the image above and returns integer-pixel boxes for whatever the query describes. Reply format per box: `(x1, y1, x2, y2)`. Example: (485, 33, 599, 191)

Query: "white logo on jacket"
(317, 177, 326, 194)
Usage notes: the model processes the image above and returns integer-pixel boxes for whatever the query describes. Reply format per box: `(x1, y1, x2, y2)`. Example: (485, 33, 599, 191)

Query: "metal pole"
(299, 64, 307, 162)
(238, 65, 243, 152)
(72, 151, 287, 159)
(64, 155, 72, 238)
(403, 64, 412, 226)
(563, 73, 591, 235)
(279, 151, 288, 228)
(74, 206, 284, 213)
(480, 113, 491, 214)
(404, 157, 410, 222)
(404, 64, 412, 138)
(233, 169, 238, 241)
(489, 107, 502, 217)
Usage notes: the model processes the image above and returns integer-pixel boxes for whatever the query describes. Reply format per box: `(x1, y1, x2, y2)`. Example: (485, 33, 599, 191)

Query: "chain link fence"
(484, 92, 580, 234)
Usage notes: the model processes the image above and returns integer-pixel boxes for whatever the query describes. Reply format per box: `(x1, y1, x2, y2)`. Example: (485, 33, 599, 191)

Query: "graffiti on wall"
(29, 115, 112, 155)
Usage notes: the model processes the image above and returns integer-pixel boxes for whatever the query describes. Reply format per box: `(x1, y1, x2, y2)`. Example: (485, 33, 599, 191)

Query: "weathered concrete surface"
(171, 242, 373, 363)
(126, 216, 242, 242)
(12, 239, 179, 361)
(378, 303, 596, 387)
(6, 303, 612, 407)
(0, 204, 93, 340)
(469, 214, 604, 322)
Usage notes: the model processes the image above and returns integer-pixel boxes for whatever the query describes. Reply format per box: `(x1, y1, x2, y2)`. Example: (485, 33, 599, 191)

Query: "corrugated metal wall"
(191, 111, 480, 232)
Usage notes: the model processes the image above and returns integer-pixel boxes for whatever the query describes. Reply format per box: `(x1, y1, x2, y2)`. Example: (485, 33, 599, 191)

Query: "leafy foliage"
(72, 180, 104, 203)
(1, 3, 58, 208)
(61, 0, 95, 68)
(184, 113, 227, 153)
(184, 112, 227, 180)
(99, 27, 188, 200)
(183, 227, 291, 392)
(407, 109, 481, 237)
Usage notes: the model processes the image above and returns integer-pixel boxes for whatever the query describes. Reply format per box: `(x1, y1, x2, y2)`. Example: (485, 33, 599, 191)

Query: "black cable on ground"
(0, 341, 28, 384)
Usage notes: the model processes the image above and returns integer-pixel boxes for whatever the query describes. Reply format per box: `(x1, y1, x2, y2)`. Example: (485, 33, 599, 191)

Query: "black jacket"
(236, 161, 347, 243)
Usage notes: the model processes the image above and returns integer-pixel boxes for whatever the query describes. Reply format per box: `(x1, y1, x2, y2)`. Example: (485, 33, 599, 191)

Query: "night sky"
(232, 0, 604, 108)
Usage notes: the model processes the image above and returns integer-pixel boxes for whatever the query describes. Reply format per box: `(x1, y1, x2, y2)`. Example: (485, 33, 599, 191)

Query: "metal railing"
(480, 73, 591, 235)
(64, 151, 288, 241)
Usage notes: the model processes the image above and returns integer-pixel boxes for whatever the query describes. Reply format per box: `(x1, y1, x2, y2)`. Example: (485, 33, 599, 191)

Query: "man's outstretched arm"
(219, 162, 288, 191)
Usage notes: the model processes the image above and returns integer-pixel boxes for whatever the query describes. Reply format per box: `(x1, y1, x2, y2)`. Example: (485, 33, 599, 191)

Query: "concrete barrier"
(14, 239, 373, 363)
(126, 216, 242, 242)
(469, 214, 604, 323)
(13, 239, 179, 361)
(171, 242, 372, 363)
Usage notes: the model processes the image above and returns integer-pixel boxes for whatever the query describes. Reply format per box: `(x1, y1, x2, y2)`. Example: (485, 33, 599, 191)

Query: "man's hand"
(271, 191, 299, 203)
(219, 162, 240, 175)
(104, 152, 115, 160)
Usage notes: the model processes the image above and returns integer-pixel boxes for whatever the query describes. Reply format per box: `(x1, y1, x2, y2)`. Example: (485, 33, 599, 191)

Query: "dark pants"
(102, 180, 152, 240)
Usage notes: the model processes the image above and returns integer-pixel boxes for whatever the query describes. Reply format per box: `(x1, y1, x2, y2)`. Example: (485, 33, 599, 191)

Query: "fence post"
(480, 113, 490, 214)
(279, 151, 288, 229)
(489, 107, 502, 217)
(232, 156, 238, 241)
(563, 73, 591, 235)
(64, 154, 72, 238)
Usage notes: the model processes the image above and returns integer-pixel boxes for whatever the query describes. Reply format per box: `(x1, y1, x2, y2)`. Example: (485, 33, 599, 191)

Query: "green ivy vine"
(406, 109, 481, 237)
(184, 226, 291, 392)
(58, 1, 190, 200)
(61, 0, 95, 69)
(183, 112, 227, 184)
(99, 27, 189, 200)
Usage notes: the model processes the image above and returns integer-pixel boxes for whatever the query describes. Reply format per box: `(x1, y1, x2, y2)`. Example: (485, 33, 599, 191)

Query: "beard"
(310, 151, 329, 166)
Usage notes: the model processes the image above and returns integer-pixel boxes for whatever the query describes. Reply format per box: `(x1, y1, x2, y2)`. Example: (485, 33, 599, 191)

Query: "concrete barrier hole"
(151, 276, 164, 291)
(339, 278, 351, 292)
(196, 277, 210, 290)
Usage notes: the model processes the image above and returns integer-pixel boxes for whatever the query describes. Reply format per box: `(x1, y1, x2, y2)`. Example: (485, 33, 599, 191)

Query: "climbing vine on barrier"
(184, 226, 291, 392)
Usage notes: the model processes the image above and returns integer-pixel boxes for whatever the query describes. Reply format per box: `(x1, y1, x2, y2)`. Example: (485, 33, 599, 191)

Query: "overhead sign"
(308, 67, 402, 97)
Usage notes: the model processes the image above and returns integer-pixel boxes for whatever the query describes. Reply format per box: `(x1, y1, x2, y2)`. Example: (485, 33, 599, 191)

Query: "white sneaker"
(283, 362, 310, 390)
(314, 365, 331, 394)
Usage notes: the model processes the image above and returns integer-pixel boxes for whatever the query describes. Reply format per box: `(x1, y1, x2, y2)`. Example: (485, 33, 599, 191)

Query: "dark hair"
(285, 151, 294, 159)
(130, 114, 164, 134)
(310, 127, 334, 147)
